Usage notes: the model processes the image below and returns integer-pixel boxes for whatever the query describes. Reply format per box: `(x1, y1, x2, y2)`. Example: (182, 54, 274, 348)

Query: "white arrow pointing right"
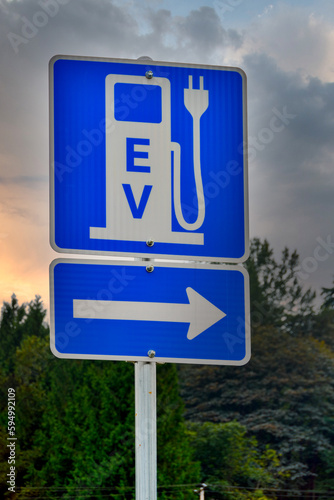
(73, 287, 226, 340)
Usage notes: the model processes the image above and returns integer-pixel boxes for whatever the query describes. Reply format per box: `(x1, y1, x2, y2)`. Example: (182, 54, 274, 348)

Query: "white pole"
(135, 361, 157, 500)
(194, 483, 207, 499)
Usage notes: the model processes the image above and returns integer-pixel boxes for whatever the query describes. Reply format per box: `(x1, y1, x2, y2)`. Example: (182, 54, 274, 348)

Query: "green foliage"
(188, 421, 284, 499)
(312, 308, 334, 352)
(156, 364, 201, 498)
(321, 279, 334, 311)
(28, 359, 136, 499)
(0, 296, 50, 499)
(245, 238, 315, 334)
(315, 447, 334, 494)
(26, 361, 199, 499)
(0, 294, 26, 372)
(0, 294, 48, 373)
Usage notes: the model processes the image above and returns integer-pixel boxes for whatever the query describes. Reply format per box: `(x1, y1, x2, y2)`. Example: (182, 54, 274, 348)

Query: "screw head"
(146, 239, 154, 247)
(145, 70, 153, 79)
(148, 350, 156, 358)
(146, 265, 154, 273)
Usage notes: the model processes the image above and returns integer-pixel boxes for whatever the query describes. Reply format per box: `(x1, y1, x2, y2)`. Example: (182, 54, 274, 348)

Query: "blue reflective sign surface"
(50, 56, 248, 262)
(50, 259, 250, 365)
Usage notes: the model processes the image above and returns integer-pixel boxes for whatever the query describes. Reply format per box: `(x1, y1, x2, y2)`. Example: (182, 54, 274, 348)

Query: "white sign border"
(50, 258, 251, 366)
(49, 55, 249, 263)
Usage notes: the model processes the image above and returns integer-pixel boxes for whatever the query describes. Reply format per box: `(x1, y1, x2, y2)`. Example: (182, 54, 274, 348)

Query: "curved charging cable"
(173, 75, 209, 231)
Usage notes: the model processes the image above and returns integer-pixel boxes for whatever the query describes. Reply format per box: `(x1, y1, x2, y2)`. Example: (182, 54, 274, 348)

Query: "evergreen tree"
(312, 284, 334, 351)
(157, 364, 201, 499)
(0, 294, 26, 372)
(245, 238, 315, 334)
(0, 296, 50, 498)
(321, 279, 334, 311)
(27, 359, 136, 499)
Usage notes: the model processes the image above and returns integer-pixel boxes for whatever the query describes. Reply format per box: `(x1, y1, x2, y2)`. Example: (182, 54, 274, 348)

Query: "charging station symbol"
(89, 73, 209, 246)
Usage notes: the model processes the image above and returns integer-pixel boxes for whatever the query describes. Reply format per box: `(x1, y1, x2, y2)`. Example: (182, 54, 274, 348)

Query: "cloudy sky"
(0, 0, 333, 314)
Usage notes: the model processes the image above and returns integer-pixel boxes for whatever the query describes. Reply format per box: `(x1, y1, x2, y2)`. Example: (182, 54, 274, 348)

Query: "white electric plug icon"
(184, 76, 209, 118)
(174, 75, 209, 231)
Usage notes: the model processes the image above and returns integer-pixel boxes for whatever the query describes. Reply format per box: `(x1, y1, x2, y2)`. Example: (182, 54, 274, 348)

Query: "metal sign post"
(49, 55, 249, 500)
(135, 361, 157, 500)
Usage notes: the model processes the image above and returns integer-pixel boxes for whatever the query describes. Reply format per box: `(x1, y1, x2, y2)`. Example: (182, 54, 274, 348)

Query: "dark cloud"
(0, 1, 243, 65)
(130, 5, 243, 62)
(242, 52, 334, 293)
(248, 3, 333, 80)
(244, 52, 334, 167)
(178, 6, 226, 49)
(0, 0, 137, 63)
(172, 6, 243, 60)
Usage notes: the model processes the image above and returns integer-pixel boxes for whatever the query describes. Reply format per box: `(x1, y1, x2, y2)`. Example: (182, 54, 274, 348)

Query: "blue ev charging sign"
(49, 56, 248, 262)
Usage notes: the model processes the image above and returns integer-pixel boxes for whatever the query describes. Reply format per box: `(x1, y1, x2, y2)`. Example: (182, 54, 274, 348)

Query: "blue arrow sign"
(50, 259, 250, 365)
(49, 56, 248, 262)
